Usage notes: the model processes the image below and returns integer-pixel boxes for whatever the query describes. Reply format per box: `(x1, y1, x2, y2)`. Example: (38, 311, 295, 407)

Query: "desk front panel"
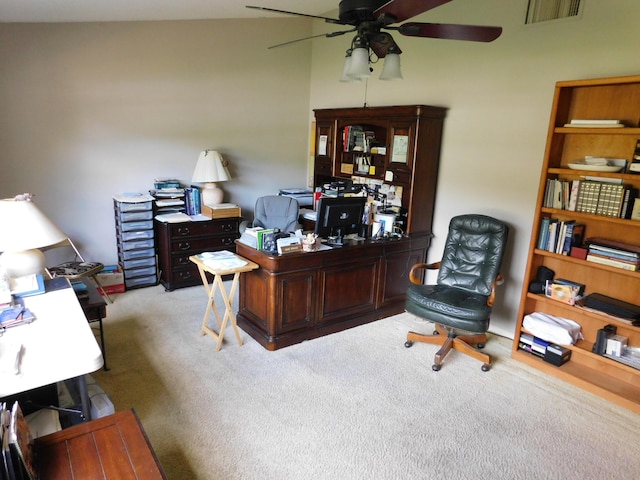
(236, 236, 428, 350)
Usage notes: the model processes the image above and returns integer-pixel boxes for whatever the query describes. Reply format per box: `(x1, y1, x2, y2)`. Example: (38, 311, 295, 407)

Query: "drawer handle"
(177, 257, 189, 265)
(221, 224, 234, 232)
(179, 271, 192, 279)
(177, 227, 191, 235)
(222, 237, 234, 245)
(178, 242, 191, 251)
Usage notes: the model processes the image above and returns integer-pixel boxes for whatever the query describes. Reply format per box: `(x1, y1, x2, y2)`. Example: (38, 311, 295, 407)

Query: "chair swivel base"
(404, 323, 491, 372)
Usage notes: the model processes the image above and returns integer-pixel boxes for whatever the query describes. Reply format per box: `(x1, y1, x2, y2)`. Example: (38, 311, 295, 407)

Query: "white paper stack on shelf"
(523, 312, 584, 345)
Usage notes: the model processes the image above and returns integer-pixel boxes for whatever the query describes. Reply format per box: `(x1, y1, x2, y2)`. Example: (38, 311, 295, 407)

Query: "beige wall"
(309, 0, 640, 336)
(2, 1, 639, 338)
(0, 17, 314, 266)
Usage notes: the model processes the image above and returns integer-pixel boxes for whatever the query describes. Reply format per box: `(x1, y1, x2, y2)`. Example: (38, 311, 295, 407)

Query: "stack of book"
(543, 179, 638, 218)
(537, 218, 584, 255)
(183, 186, 202, 215)
(586, 238, 640, 271)
(518, 333, 550, 358)
(563, 119, 625, 128)
(1, 402, 37, 480)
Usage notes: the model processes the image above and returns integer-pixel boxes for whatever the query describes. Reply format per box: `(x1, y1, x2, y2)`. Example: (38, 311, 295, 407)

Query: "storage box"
(202, 203, 242, 219)
(606, 335, 628, 357)
(543, 343, 572, 366)
(95, 266, 125, 295)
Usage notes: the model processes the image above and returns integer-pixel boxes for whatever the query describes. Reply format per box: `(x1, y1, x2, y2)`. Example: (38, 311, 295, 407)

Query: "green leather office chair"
(404, 214, 509, 371)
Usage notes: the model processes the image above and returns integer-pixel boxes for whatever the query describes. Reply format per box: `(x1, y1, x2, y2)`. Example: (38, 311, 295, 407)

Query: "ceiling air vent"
(525, 0, 583, 24)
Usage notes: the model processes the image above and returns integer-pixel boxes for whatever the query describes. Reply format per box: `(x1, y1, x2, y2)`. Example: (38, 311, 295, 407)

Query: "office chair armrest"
(408, 261, 441, 285)
(487, 273, 504, 307)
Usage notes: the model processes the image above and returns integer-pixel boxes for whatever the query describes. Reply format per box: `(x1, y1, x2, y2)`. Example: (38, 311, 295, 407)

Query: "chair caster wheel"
(404, 341, 413, 348)
(432, 364, 441, 371)
(477, 343, 485, 349)
(481, 364, 491, 372)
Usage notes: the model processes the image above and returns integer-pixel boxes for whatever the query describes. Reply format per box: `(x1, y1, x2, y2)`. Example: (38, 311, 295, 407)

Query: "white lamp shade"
(379, 53, 403, 81)
(192, 150, 230, 183)
(339, 56, 362, 83)
(0, 198, 67, 252)
(348, 47, 372, 79)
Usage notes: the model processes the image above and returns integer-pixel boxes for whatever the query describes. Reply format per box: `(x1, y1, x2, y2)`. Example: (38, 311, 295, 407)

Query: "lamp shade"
(379, 52, 403, 81)
(192, 150, 231, 207)
(192, 150, 230, 183)
(0, 196, 68, 277)
(0, 197, 67, 252)
(348, 46, 372, 79)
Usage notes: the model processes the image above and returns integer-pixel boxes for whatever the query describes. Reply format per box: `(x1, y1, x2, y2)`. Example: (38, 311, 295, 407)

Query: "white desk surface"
(0, 284, 103, 397)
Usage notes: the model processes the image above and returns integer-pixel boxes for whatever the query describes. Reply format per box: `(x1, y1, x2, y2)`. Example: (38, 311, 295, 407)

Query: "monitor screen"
(314, 196, 366, 241)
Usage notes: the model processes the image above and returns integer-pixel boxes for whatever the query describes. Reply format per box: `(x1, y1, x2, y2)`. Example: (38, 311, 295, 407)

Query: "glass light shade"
(0, 197, 68, 277)
(192, 150, 230, 207)
(347, 47, 372, 79)
(339, 56, 361, 83)
(379, 53, 403, 81)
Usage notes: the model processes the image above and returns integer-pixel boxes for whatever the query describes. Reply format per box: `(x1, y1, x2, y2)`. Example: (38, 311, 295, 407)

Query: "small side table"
(189, 254, 258, 351)
(77, 280, 109, 371)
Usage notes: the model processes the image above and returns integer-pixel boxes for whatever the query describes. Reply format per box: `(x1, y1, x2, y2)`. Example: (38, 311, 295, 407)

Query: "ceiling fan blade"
(374, 0, 452, 24)
(369, 32, 402, 58)
(398, 22, 502, 42)
(246, 5, 343, 24)
(267, 29, 356, 49)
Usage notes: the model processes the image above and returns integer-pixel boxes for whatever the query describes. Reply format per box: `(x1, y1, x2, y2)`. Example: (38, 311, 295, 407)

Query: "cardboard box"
(202, 203, 242, 219)
(95, 266, 125, 295)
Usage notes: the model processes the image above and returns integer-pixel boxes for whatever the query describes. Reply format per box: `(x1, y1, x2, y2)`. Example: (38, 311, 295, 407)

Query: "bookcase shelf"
(513, 74, 640, 414)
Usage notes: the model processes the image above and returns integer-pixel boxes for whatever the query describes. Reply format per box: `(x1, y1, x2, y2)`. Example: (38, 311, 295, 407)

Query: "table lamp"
(0, 194, 68, 277)
(191, 149, 230, 207)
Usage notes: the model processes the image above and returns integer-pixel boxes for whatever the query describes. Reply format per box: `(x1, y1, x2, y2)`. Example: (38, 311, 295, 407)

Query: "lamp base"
(0, 249, 47, 277)
(201, 182, 224, 207)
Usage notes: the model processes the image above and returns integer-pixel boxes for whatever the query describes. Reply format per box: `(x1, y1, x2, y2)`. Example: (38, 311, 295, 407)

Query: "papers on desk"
(196, 251, 247, 270)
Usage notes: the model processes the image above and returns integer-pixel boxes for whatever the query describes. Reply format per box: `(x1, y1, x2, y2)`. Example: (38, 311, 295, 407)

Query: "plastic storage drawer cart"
(114, 194, 158, 290)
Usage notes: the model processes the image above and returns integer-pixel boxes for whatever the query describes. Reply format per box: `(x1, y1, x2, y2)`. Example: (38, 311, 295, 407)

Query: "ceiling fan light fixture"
(379, 49, 402, 81)
(347, 45, 371, 79)
(339, 50, 362, 83)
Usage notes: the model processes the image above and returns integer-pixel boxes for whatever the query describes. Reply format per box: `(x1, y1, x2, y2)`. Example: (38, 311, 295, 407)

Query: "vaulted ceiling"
(0, 1, 337, 23)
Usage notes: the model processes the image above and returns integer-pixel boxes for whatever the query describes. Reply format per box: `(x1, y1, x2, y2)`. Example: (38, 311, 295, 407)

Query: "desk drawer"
(170, 219, 239, 238)
(170, 236, 237, 254)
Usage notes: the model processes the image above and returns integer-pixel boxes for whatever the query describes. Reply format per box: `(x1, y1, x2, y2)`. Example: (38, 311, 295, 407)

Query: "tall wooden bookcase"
(512, 74, 640, 413)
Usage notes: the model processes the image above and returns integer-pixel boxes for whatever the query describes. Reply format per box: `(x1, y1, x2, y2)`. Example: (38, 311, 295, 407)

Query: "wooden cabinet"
(155, 218, 240, 291)
(313, 105, 446, 239)
(512, 74, 640, 413)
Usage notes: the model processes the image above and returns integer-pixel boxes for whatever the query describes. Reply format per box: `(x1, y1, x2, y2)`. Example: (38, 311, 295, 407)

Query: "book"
(256, 229, 274, 251)
(537, 217, 552, 250)
(7, 402, 36, 480)
(9, 274, 45, 297)
(586, 254, 639, 271)
(0, 307, 36, 329)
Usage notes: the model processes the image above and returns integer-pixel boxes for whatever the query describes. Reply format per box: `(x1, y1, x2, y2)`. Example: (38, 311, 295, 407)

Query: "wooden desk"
(189, 254, 259, 351)
(37, 409, 166, 479)
(236, 235, 429, 350)
(0, 279, 103, 420)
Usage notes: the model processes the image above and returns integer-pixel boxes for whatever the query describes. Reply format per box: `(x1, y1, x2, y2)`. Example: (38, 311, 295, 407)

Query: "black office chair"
(404, 214, 509, 371)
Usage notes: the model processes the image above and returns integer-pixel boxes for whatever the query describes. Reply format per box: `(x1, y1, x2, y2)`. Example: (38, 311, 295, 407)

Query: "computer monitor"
(314, 196, 366, 243)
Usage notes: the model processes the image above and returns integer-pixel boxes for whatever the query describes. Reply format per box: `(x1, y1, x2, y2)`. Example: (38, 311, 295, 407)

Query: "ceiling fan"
(247, 0, 502, 81)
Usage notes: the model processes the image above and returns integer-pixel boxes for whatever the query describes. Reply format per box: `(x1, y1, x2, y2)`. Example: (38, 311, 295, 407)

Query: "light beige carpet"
(93, 284, 640, 479)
